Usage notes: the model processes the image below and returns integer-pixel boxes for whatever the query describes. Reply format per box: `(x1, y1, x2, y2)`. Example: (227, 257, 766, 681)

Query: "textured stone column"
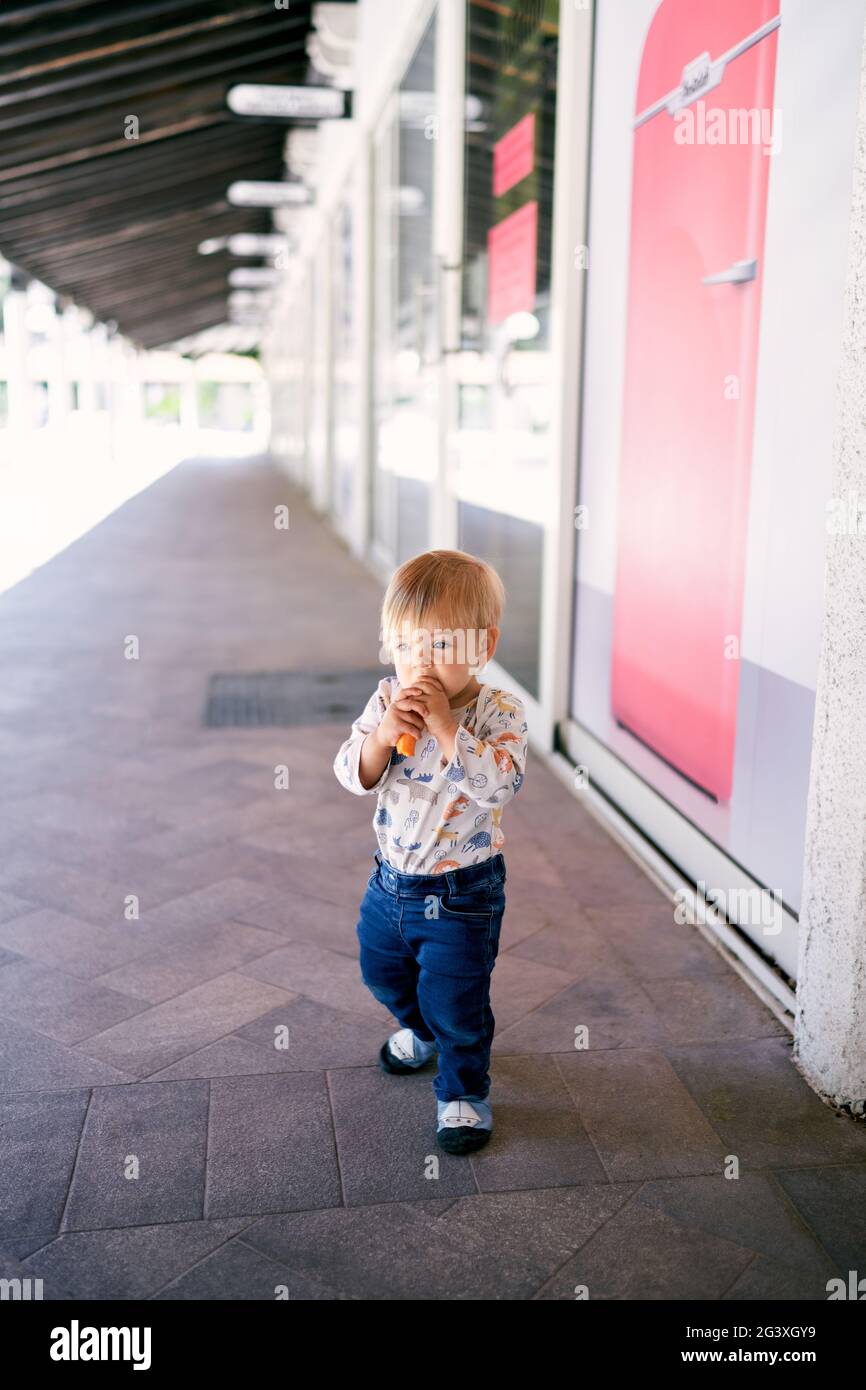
(794, 16, 866, 1116)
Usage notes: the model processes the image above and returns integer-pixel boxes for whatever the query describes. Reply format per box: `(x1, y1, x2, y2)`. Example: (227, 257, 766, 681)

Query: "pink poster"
(487, 200, 538, 325)
(492, 112, 535, 197)
(610, 0, 779, 803)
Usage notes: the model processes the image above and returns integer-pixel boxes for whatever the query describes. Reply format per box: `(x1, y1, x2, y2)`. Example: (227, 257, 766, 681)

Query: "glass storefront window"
(332, 195, 358, 529)
(372, 11, 438, 567)
(279, 272, 311, 486)
(567, 0, 864, 960)
(455, 0, 560, 699)
(308, 241, 330, 508)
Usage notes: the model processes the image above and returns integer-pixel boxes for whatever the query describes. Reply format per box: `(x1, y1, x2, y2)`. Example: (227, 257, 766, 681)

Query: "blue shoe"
(378, 1028, 437, 1075)
(435, 1098, 492, 1154)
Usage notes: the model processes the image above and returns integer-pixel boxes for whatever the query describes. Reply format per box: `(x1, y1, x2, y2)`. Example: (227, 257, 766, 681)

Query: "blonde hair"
(380, 549, 505, 664)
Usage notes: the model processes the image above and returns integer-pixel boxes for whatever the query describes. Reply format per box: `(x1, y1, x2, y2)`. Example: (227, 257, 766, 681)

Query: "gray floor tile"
(494, 974, 672, 1054)
(582, 901, 737, 981)
(721, 1253, 841, 1300)
(0, 1089, 90, 1237)
(507, 914, 630, 977)
(326, 1064, 478, 1206)
(0, 907, 160, 981)
(429, 1183, 639, 1295)
(238, 941, 392, 1020)
(661, 1038, 866, 1169)
(239, 1202, 550, 1300)
(0, 1245, 76, 1300)
(485, 952, 577, 1033)
(0, 957, 147, 1043)
(3, 790, 169, 845)
(93, 919, 285, 1003)
(76, 973, 295, 1077)
(135, 877, 275, 932)
(636, 1172, 843, 1286)
(18, 1218, 252, 1300)
(0, 1017, 133, 1095)
(204, 1072, 343, 1218)
(773, 1163, 866, 1272)
(146, 1035, 303, 1081)
(152, 1233, 345, 1299)
(466, 1055, 611, 1192)
(534, 1196, 755, 1300)
(235, 887, 364, 952)
(554, 1048, 729, 1181)
(233, 994, 399, 1071)
(641, 975, 789, 1043)
(62, 1080, 209, 1230)
(0, 864, 152, 929)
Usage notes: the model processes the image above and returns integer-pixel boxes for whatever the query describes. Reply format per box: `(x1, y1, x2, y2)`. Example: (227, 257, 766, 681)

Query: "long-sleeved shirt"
(333, 676, 529, 874)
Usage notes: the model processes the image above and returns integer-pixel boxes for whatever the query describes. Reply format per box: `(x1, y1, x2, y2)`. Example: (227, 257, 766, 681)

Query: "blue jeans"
(355, 849, 507, 1103)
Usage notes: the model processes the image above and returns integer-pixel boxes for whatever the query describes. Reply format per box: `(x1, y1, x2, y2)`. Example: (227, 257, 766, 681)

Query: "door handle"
(702, 257, 758, 286)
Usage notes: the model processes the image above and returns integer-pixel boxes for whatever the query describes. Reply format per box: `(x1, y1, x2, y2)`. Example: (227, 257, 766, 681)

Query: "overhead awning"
(0, 0, 327, 348)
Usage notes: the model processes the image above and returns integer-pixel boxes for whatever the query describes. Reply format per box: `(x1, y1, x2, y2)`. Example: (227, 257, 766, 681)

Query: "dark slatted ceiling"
(0, 0, 324, 348)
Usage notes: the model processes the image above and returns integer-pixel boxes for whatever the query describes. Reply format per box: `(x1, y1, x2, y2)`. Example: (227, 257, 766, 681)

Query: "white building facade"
(262, 0, 866, 1114)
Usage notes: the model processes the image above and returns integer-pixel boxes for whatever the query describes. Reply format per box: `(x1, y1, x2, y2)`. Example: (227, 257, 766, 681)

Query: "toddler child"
(333, 549, 528, 1154)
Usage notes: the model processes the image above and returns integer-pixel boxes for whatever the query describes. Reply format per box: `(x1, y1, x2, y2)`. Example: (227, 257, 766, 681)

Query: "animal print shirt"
(333, 676, 529, 874)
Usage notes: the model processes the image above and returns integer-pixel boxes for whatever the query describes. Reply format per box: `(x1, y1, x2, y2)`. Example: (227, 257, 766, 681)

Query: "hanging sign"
(227, 234, 292, 257)
(227, 84, 348, 120)
(228, 267, 283, 288)
(227, 181, 311, 207)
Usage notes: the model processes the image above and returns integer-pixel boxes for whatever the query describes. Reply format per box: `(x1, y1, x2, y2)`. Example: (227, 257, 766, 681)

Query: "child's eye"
(393, 638, 450, 652)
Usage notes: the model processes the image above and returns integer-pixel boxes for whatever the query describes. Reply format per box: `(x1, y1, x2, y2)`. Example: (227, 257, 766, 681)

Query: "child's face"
(387, 614, 498, 701)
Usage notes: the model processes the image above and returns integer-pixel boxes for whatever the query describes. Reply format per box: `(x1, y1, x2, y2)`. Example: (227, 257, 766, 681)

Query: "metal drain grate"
(203, 668, 387, 728)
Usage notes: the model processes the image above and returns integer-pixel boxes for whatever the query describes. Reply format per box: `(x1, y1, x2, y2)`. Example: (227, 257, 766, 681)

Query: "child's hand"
(374, 690, 428, 750)
(400, 676, 455, 743)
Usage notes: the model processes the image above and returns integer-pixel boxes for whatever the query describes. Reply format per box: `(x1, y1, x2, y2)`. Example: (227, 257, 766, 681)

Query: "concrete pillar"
(78, 317, 98, 413)
(89, 322, 109, 412)
(112, 339, 134, 429)
(793, 16, 866, 1116)
(2, 288, 30, 431)
(252, 378, 269, 438)
(106, 334, 128, 459)
(180, 376, 198, 432)
(125, 343, 142, 427)
(47, 300, 69, 424)
(62, 307, 82, 410)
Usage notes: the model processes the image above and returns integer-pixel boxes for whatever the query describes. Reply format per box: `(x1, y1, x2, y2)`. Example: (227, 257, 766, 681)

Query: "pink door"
(610, 0, 780, 801)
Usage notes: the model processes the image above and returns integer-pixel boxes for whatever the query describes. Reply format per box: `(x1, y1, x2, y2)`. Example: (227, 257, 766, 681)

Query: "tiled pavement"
(1, 453, 865, 1302)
